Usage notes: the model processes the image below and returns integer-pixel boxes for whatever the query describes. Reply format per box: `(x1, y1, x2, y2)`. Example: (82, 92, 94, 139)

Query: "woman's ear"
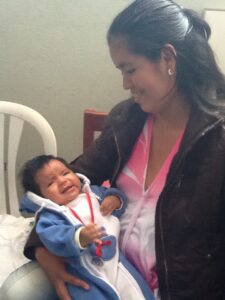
(161, 43, 177, 75)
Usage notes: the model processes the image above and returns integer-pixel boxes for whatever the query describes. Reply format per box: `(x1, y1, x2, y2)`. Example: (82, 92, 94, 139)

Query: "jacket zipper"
(156, 117, 223, 300)
(111, 126, 122, 185)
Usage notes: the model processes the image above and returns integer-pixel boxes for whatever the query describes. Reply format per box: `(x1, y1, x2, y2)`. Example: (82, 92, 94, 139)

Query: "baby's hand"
(80, 223, 103, 248)
(100, 195, 121, 216)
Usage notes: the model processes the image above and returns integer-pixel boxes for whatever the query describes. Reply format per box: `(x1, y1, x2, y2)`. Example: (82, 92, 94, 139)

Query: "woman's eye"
(121, 68, 135, 76)
(126, 69, 136, 75)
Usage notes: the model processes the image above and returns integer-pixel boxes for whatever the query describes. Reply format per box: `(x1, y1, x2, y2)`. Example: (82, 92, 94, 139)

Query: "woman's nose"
(123, 75, 132, 90)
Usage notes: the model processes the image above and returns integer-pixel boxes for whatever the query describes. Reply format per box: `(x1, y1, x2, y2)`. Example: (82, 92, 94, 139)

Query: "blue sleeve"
(19, 194, 40, 213)
(90, 185, 127, 218)
(36, 209, 83, 258)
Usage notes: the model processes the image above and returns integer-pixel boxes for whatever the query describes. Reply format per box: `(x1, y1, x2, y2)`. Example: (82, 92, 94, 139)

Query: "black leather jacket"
(72, 99, 225, 300)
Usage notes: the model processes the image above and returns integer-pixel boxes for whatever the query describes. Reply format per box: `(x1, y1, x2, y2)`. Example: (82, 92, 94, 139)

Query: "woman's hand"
(35, 247, 90, 300)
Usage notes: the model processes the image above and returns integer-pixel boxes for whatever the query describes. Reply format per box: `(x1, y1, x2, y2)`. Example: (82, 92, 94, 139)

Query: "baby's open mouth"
(62, 185, 75, 193)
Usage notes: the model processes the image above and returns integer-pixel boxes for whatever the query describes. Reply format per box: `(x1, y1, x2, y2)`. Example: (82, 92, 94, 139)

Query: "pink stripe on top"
(117, 115, 184, 292)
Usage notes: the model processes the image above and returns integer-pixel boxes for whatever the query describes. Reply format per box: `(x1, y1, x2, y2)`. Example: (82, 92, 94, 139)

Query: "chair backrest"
(0, 101, 57, 216)
(83, 109, 108, 151)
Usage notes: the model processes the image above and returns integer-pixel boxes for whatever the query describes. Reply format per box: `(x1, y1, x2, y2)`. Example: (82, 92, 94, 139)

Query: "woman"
(2, 0, 225, 299)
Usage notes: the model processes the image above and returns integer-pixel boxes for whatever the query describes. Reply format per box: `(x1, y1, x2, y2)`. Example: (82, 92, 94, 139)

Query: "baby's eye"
(47, 181, 54, 187)
(63, 171, 70, 176)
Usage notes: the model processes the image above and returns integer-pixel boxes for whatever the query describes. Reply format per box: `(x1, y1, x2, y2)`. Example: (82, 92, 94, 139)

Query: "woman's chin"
(134, 96, 153, 113)
(138, 102, 154, 113)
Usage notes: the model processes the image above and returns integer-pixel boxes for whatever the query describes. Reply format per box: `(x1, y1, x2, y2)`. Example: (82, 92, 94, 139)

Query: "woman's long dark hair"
(107, 0, 225, 115)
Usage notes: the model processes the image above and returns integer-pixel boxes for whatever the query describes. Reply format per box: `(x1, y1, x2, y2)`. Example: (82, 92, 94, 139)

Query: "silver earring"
(168, 68, 174, 76)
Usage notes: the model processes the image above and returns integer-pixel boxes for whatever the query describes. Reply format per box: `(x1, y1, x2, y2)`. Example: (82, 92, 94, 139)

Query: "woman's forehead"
(109, 37, 138, 66)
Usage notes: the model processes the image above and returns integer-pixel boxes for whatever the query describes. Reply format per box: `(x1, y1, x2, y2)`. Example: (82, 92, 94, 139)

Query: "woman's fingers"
(51, 269, 90, 300)
(55, 280, 73, 300)
(35, 247, 90, 300)
(65, 273, 90, 290)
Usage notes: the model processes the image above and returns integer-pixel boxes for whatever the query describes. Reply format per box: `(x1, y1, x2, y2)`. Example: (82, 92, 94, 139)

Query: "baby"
(20, 155, 154, 300)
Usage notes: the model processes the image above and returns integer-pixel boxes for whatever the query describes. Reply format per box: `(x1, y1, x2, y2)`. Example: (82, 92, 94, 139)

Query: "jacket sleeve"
(35, 210, 82, 258)
(23, 225, 43, 260)
(90, 185, 128, 218)
(70, 99, 135, 185)
(70, 117, 117, 185)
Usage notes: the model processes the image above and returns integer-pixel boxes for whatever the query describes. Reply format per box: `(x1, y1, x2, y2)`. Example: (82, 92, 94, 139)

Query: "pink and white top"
(116, 115, 184, 294)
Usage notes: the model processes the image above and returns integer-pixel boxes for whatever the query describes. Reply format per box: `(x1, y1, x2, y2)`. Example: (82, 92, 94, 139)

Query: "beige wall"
(0, 0, 225, 165)
(177, 0, 225, 11)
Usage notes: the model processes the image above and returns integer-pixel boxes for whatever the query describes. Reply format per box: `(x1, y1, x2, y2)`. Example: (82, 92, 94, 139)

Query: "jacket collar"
(110, 100, 224, 184)
(111, 100, 224, 162)
(180, 106, 225, 155)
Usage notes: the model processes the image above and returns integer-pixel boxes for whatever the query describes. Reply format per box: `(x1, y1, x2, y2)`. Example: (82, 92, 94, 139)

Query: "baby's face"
(35, 159, 81, 205)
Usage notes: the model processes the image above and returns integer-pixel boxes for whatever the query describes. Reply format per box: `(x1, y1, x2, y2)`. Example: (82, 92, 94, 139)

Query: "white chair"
(0, 101, 57, 216)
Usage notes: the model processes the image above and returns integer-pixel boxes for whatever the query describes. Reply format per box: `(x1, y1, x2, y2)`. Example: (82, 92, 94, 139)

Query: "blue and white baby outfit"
(22, 174, 154, 300)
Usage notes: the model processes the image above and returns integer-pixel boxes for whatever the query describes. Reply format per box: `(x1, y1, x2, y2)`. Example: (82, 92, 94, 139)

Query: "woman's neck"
(154, 92, 190, 132)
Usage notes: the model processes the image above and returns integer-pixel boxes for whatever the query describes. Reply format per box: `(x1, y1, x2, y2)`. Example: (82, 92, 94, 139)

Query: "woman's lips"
(131, 91, 143, 102)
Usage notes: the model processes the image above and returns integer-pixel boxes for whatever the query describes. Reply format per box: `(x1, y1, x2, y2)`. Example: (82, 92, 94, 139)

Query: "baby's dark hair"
(20, 155, 74, 196)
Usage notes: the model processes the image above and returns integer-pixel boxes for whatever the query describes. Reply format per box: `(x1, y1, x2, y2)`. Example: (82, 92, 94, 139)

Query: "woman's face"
(109, 37, 177, 114)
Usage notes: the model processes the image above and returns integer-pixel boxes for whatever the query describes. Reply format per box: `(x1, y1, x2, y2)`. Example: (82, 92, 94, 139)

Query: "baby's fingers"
(100, 205, 113, 216)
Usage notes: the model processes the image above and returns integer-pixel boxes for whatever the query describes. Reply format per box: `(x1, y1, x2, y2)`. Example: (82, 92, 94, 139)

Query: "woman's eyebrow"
(116, 62, 132, 70)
